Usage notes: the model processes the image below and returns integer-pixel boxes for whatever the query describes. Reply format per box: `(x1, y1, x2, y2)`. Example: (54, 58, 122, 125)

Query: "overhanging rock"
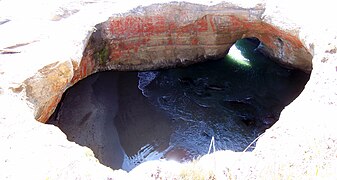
(26, 2, 313, 123)
(2, 0, 337, 179)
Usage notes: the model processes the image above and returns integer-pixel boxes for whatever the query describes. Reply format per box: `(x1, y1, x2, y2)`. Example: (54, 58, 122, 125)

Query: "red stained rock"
(78, 3, 312, 85)
(27, 2, 313, 123)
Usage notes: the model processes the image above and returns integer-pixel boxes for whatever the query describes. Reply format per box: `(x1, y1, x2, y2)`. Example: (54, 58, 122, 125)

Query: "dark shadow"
(47, 38, 311, 171)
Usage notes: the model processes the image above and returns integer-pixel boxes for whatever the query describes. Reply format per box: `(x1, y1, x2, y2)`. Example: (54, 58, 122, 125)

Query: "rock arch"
(25, 2, 313, 123)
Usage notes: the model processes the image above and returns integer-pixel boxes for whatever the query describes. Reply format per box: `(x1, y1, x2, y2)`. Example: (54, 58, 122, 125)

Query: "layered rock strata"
(1, 0, 337, 179)
(26, 2, 313, 123)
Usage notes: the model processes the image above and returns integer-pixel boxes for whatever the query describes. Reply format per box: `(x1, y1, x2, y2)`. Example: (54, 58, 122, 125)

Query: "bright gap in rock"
(47, 38, 310, 172)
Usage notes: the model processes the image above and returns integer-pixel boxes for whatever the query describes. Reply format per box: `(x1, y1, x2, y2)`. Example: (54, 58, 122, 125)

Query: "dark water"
(49, 38, 310, 171)
(130, 38, 309, 167)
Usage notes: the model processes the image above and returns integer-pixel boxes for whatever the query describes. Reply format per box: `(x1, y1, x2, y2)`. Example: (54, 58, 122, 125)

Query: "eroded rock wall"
(25, 2, 313, 123)
(1, 0, 337, 179)
(79, 2, 312, 78)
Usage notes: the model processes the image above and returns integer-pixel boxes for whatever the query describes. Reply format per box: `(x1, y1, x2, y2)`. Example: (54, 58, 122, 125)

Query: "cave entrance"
(47, 38, 311, 171)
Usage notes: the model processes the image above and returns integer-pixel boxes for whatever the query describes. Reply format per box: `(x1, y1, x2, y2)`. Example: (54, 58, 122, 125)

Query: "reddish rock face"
(26, 2, 313, 123)
(74, 2, 312, 86)
(24, 61, 73, 123)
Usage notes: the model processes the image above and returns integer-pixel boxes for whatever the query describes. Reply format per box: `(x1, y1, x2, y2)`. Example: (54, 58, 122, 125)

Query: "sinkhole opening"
(47, 38, 311, 171)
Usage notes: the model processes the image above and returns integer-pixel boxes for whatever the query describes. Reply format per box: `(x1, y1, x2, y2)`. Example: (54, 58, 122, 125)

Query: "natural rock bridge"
(26, 2, 312, 124)
(1, 0, 337, 179)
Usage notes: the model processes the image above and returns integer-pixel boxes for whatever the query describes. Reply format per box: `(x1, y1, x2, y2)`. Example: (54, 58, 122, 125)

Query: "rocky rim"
(0, 0, 337, 179)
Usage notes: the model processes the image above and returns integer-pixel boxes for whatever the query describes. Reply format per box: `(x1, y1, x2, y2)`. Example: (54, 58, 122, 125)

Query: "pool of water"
(117, 38, 310, 170)
(49, 38, 310, 171)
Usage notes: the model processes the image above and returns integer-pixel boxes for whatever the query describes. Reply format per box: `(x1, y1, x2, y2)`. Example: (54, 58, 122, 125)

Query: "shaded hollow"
(30, 2, 314, 124)
(48, 38, 310, 171)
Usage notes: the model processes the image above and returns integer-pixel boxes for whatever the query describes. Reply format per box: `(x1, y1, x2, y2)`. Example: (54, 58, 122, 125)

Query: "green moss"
(95, 46, 109, 66)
